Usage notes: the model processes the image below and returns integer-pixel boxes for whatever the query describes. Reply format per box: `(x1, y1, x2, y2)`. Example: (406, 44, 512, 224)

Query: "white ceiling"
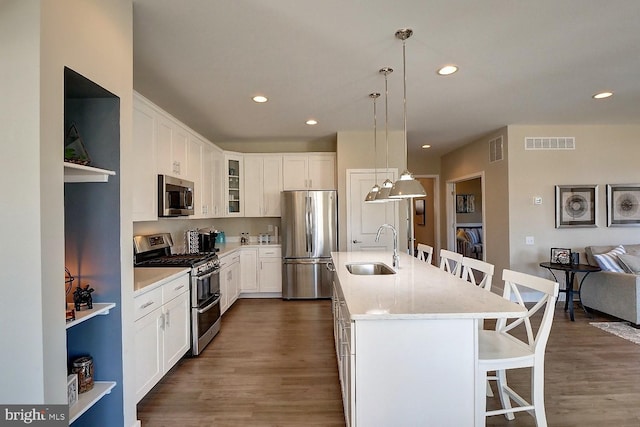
(132, 0, 640, 158)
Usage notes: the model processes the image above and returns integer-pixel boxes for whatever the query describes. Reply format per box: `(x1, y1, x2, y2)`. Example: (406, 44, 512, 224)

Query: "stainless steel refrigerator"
(281, 190, 338, 299)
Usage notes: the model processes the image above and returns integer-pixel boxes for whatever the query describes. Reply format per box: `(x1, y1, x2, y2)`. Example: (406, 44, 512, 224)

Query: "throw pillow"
(593, 245, 626, 272)
(618, 253, 640, 274)
(464, 229, 481, 245)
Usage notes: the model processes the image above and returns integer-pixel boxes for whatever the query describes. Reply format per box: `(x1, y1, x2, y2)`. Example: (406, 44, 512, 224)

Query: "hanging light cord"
(402, 38, 408, 171)
(384, 70, 390, 178)
(371, 93, 379, 184)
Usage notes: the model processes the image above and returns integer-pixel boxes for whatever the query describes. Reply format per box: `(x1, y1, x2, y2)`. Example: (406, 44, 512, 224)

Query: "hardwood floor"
(138, 298, 640, 427)
(137, 299, 344, 426)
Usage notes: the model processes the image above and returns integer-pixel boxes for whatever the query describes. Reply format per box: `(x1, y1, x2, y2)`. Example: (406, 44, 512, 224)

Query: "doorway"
(446, 173, 485, 259)
(412, 176, 439, 263)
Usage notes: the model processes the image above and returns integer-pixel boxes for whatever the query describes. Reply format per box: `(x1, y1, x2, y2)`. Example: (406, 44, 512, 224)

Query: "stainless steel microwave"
(158, 174, 194, 217)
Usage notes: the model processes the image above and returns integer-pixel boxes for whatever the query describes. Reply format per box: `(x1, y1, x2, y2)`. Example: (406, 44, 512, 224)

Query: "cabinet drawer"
(162, 274, 190, 304)
(134, 287, 162, 321)
(258, 247, 281, 258)
(219, 253, 233, 268)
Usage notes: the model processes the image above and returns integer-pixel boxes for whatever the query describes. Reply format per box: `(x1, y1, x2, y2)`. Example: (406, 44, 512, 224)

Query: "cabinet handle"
(139, 301, 155, 310)
(174, 284, 185, 291)
(160, 313, 165, 331)
(165, 310, 170, 327)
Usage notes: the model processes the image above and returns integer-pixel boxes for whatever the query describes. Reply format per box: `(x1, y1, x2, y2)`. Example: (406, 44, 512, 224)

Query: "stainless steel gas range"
(134, 233, 221, 355)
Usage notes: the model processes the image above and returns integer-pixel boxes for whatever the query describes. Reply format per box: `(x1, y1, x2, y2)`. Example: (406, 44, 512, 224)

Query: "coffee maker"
(198, 228, 219, 253)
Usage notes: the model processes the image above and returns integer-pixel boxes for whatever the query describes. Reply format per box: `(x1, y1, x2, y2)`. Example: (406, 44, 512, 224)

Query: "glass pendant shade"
(375, 178, 398, 201)
(390, 28, 427, 199)
(389, 170, 426, 198)
(373, 67, 397, 202)
(365, 184, 381, 202)
(364, 92, 382, 203)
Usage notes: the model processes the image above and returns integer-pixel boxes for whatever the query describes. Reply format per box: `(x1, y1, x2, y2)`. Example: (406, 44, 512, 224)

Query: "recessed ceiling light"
(592, 91, 613, 99)
(437, 65, 458, 76)
(306, 119, 318, 125)
(252, 95, 268, 103)
(421, 144, 431, 149)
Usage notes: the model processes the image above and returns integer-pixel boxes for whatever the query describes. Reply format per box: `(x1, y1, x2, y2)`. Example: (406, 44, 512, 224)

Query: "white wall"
(0, 0, 48, 402)
(0, 2, 134, 424)
(508, 125, 640, 276)
(336, 131, 406, 251)
(42, 0, 134, 420)
(441, 128, 510, 280)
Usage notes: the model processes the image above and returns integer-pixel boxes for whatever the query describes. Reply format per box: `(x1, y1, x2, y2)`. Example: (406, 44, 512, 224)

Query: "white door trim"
(446, 172, 486, 255)
(413, 174, 440, 257)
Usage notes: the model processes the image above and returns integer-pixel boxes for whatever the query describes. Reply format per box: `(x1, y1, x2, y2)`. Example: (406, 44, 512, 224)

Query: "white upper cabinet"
(199, 142, 214, 218)
(282, 153, 336, 190)
(244, 154, 283, 217)
(225, 152, 244, 217)
(132, 96, 158, 222)
(263, 155, 284, 216)
(211, 147, 225, 218)
(156, 115, 189, 178)
(188, 134, 204, 218)
(133, 92, 224, 221)
(133, 93, 336, 221)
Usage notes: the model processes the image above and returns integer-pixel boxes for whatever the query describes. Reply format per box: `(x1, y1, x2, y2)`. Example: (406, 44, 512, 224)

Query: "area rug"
(590, 322, 640, 345)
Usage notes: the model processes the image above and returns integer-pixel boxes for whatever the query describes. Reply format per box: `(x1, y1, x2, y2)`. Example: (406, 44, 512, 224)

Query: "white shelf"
(66, 303, 116, 329)
(64, 162, 116, 183)
(69, 381, 117, 424)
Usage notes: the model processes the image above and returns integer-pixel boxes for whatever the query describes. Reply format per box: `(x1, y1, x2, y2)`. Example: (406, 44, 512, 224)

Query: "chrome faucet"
(375, 223, 399, 269)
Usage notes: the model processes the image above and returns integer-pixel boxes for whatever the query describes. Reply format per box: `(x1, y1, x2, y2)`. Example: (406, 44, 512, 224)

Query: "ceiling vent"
(489, 136, 503, 163)
(525, 137, 575, 150)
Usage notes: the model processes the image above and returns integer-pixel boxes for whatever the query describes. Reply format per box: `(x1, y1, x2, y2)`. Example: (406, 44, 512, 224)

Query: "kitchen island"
(330, 251, 526, 427)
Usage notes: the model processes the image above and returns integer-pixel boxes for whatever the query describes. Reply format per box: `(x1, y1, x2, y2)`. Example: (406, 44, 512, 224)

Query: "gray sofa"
(581, 244, 640, 326)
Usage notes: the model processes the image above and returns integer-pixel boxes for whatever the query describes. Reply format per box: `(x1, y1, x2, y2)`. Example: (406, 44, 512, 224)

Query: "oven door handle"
(196, 269, 219, 282)
(197, 295, 221, 314)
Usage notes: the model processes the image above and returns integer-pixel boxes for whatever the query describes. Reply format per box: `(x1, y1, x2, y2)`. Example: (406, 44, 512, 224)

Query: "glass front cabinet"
(225, 153, 243, 216)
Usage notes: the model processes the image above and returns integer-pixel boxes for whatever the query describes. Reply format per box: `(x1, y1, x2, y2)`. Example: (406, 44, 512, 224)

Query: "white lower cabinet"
(333, 283, 354, 426)
(238, 246, 282, 296)
(134, 273, 190, 403)
(240, 248, 258, 292)
(258, 247, 282, 293)
(220, 252, 240, 314)
(331, 275, 476, 426)
(223, 246, 282, 309)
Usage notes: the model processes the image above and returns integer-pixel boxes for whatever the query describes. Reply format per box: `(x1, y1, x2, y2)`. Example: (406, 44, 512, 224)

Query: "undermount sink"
(346, 262, 396, 275)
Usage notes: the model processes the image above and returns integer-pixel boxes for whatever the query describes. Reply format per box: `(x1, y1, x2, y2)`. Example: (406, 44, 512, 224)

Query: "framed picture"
(456, 194, 475, 213)
(415, 199, 425, 226)
(607, 184, 640, 227)
(555, 185, 598, 228)
(550, 248, 572, 265)
(67, 374, 78, 407)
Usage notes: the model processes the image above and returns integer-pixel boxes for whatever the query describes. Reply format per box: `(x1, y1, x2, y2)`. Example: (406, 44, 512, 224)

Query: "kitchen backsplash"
(133, 217, 281, 253)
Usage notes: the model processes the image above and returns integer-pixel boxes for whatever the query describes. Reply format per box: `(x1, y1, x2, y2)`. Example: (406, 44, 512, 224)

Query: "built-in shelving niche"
(64, 67, 123, 426)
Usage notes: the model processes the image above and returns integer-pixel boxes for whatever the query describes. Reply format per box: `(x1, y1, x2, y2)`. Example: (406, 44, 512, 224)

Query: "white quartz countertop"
(134, 267, 190, 296)
(331, 251, 526, 320)
(216, 242, 280, 257)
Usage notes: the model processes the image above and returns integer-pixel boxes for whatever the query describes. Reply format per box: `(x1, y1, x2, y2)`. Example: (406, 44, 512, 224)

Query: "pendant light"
(389, 28, 427, 199)
(364, 92, 381, 202)
(375, 67, 399, 202)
